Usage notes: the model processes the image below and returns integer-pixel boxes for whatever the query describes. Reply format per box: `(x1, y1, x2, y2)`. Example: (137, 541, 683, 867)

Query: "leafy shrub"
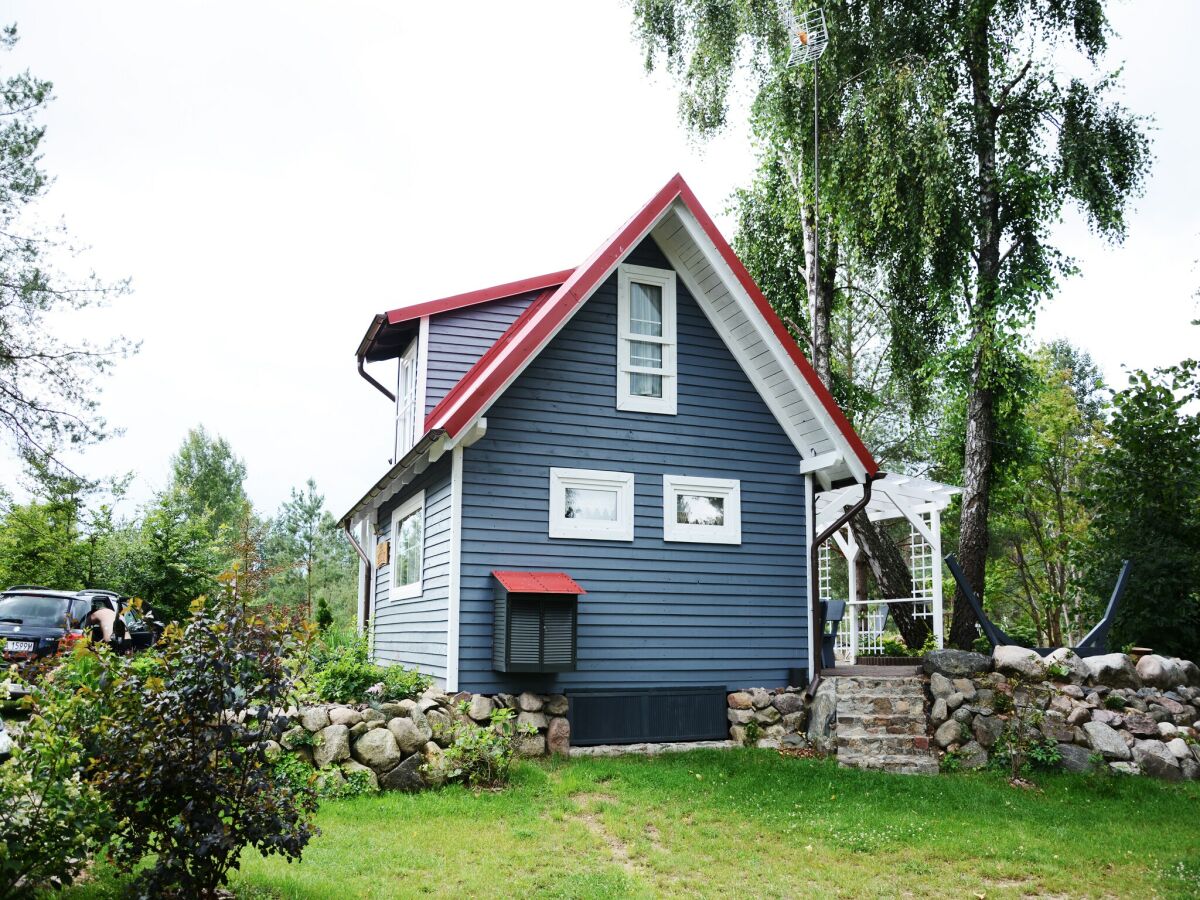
(92, 592, 319, 898)
(992, 691, 1014, 714)
(742, 721, 762, 747)
(1046, 661, 1071, 680)
(433, 705, 536, 789)
(0, 646, 112, 897)
(972, 634, 992, 654)
(274, 755, 374, 801)
(310, 635, 429, 704)
(315, 597, 333, 632)
(991, 675, 1062, 780)
(880, 637, 908, 657)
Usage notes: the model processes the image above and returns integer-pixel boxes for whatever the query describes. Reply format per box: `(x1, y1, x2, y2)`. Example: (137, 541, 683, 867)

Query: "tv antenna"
(779, 5, 829, 318)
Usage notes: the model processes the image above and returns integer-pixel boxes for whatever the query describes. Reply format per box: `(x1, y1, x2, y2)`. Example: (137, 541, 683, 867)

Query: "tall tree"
(633, 1, 1150, 647)
(0, 25, 131, 470)
(169, 426, 248, 542)
(270, 479, 325, 617)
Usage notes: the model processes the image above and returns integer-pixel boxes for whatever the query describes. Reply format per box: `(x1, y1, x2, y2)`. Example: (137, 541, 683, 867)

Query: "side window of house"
(390, 490, 425, 600)
(395, 335, 419, 458)
(662, 475, 741, 544)
(616, 263, 676, 414)
(548, 468, 635, 541)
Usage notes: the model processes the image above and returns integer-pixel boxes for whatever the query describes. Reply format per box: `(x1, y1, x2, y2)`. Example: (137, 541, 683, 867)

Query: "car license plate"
(3, 639, 35, 653)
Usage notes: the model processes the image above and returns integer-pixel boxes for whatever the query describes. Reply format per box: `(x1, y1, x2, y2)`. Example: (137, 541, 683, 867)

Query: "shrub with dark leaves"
(94, 590, 318, 898)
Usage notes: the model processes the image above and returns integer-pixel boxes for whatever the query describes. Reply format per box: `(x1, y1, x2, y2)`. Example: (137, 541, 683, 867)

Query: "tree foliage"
(1081, 355, 1200, 660)
(0, 25, 131, 469)
(987, 342, 1103, 645)
(169, 426, 249, 542)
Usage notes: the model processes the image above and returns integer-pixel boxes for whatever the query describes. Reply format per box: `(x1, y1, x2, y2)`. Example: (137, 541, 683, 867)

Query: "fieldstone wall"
(923, 648, 1200, 781)
(727, 686, 815, 748)
(273, 688, 571, 793)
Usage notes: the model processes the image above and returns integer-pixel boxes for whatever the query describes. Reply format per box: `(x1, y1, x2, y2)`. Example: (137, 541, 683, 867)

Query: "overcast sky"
(3, 2, 1197, 519)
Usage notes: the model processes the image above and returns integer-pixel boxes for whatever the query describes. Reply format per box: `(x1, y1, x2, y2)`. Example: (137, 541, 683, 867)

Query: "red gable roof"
(424, 173, 879, 477)
(385, 269, 575, 326)
(492, 571, 586, 595)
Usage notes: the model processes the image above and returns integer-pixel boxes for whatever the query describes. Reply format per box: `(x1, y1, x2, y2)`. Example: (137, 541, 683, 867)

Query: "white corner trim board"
(389, 489, 426, 601)
(445, 445, 463, 692)
(548, 467, 635, 541)
(662, 474, 741, 544)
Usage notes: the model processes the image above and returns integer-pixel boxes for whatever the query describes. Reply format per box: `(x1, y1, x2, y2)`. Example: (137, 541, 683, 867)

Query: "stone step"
(837, 695, 926, 713)
(838, 752, 939, 776)
(837, 734, 932, 755)
(837, 714, 927, 736)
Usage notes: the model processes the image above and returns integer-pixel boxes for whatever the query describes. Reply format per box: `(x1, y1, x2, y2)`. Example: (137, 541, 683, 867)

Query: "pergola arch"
(816, 474, 960, 660)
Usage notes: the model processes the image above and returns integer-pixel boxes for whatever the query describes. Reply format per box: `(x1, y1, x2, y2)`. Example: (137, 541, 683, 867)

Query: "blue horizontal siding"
(458, 236, 808, 693)
(372, 456, 452, 685)
(425, 292, 538, 414)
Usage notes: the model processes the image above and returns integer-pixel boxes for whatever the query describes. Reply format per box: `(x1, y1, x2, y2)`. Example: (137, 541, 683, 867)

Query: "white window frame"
(390, 489, 425, 600)
(617, 263, 677, 415)
(548, 468, 635, 541)
(395, 333, 420, 459)
(662, 475, 741, 545)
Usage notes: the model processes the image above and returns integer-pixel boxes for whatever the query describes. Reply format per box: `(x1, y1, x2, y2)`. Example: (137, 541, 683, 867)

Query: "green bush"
(1104, 693, 1127, 710)
(432, 705, 536, 789)
(92, 592, 319, 898)
(0, 645, 112, 897)
(880, 637, 908, 657)
(274, 755, 375, 800)
(310, 635, 430, 704)
(315, 597, 333, 632)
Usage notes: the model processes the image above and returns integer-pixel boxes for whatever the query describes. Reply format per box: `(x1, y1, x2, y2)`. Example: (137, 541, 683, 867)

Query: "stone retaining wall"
(726, 686, 817, 748)
(922, 648, 1200, 780)
(275, 689, 572, 793)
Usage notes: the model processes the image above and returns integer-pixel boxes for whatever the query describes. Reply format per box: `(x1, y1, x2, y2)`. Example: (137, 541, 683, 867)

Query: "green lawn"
(66, 749, 1200, 899)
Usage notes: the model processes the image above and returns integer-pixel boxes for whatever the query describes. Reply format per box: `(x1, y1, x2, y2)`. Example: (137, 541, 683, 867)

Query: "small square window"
(662, 475, 741, 544)
(390, 490, 425, 600)
(549, 468, 635, 541)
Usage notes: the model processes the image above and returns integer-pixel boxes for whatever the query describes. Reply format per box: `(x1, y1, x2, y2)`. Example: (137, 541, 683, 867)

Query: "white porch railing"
(833, 598, 937, 661)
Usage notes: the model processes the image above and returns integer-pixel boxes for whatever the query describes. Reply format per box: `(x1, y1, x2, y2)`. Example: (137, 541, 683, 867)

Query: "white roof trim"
(815, 472, 960, 531)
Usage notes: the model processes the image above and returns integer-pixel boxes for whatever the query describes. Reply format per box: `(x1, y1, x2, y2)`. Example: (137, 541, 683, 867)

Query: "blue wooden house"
(342, 174, 879, 745)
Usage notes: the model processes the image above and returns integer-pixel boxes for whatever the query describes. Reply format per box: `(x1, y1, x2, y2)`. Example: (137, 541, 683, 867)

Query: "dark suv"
(0, 587, 157, 666)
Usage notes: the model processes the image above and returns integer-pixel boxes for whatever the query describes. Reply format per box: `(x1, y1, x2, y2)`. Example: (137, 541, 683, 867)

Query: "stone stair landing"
(832, 675, 938, 775)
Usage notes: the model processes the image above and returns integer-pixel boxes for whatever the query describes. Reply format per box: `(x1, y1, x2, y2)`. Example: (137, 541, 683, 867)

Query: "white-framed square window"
(548, 468, 635, 541)
(662, 475, 741, 544)
(390, 489, 425, 600)
(617, 263, 676, 415)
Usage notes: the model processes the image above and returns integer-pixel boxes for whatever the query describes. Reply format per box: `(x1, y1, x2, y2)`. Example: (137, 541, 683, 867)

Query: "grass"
(64, 749, 1200, 899)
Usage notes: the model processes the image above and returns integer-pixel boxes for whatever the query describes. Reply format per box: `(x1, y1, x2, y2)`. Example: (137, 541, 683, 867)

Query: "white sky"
(2, 2, 1197, 519)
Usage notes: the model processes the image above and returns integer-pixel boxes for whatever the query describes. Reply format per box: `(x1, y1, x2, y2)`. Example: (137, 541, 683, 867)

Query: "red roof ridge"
(385, 268, 575, 326)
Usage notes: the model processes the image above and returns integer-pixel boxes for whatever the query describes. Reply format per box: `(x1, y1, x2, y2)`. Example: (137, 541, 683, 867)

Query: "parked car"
(0, 586, 159, 667)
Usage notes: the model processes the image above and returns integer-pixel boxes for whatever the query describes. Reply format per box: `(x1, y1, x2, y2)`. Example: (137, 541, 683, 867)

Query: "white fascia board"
(430, 206, 677, 442)
(804, 473, 816, 681)
(669, 204, 868, 483)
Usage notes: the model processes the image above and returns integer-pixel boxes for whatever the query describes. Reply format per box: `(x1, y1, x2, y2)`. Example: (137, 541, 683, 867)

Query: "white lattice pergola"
(816, 474, 960, 660)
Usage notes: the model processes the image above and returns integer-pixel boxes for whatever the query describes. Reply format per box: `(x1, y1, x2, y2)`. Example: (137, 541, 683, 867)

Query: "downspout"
(343, 522, 374, 628)
(358, 354, 396, 403)
(807, 473, 880, 698)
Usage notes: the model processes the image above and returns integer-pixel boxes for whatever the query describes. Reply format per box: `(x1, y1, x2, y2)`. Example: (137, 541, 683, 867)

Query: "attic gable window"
(617, 263, 676, 415)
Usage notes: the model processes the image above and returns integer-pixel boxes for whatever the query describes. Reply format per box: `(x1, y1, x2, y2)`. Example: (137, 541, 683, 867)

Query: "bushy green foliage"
(0, 645, 112, 896)
(273, 755, 374, 801)
(315, 597, 333, 631)
(90, 591, 319, 898)
(309, 635, 430, 704)
(434, 705, 536, 789)
(1104, 693, 1127, 711)
(1081, 358, 1200, 661)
